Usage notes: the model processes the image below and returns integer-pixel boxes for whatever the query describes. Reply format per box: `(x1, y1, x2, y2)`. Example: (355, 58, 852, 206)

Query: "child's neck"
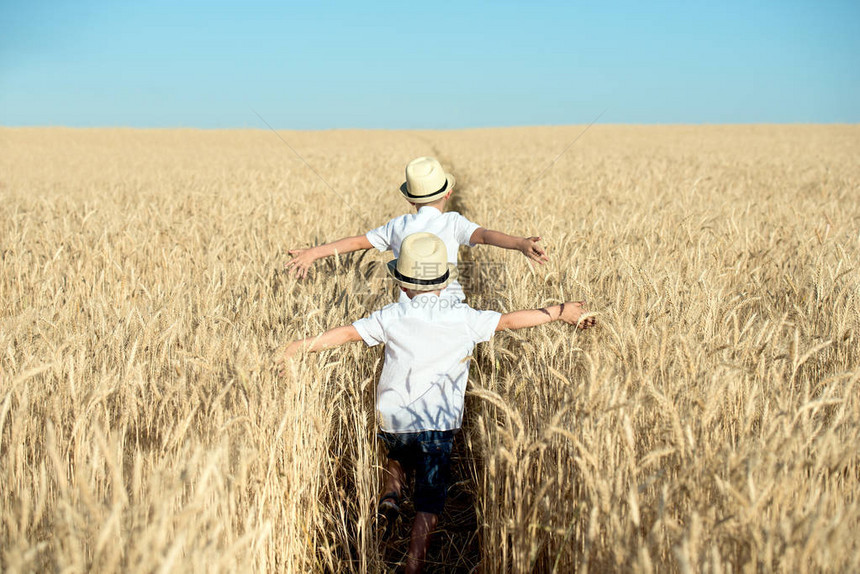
(413, 200, 446, 212)
(402, 288, 443, 299)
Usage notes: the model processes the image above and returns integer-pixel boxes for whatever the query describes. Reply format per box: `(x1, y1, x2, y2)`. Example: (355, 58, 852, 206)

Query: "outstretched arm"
(497, 301, 595, 331)
(469, 228, 548, 265)
(286, 235, 374, 278)
(281, 325, 363, 362)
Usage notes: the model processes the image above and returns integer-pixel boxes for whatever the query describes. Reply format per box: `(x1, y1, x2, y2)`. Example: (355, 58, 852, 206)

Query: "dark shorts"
(377, 429, 456, 515)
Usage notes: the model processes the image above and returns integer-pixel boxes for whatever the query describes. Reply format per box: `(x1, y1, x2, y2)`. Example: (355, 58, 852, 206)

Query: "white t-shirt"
(353, 293, 501, 433)
(365, 206, 481, 302)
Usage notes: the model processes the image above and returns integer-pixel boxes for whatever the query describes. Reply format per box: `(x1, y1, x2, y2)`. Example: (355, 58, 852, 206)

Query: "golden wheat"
(1, 126, 858, 572)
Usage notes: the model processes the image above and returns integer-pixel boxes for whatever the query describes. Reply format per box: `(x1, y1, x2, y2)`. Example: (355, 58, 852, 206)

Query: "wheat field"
(1, 125, 858, 572)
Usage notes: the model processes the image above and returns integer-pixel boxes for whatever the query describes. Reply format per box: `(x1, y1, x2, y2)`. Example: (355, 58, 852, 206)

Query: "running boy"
(285, 156, 548, 302)
(279, 232, 595, 573)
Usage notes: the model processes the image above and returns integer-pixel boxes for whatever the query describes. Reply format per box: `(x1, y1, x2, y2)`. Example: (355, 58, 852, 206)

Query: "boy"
(285, 156, 548, 302)
(280, 233, 595, 573)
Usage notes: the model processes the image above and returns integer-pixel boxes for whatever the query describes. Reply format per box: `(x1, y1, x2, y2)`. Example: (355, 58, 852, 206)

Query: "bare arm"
(280, 325, 363, 363)
(496, 301, 595, 331)
(286, 235, 374, 278)
(470, 228, 548, 265)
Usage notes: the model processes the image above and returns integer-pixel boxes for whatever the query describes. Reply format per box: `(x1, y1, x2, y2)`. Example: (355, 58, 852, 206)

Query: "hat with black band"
(399, 157, 456, 204)
(387, 232, 458, 291)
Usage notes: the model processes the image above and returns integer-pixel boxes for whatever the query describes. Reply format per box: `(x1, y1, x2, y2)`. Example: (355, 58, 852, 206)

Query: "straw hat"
(399, 157, 456, 204)
(387, 232, 458, 291)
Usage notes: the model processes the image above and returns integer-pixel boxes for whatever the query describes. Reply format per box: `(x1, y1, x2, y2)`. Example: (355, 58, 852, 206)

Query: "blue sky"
(1, 1, 857, 128)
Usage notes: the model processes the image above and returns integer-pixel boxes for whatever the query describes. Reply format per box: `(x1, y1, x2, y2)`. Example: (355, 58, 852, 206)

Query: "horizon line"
(2, 121, 859, 132)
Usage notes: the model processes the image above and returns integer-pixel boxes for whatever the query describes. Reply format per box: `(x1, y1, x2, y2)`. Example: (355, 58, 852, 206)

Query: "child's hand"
(285, 248, 317, 279)
(276, 342, 300, 376)
(519, 236, 549, 265)
(559, 301, 596, 329)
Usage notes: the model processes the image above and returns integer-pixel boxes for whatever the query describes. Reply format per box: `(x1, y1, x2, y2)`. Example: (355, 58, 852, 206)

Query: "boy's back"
(353, 292, 499, 433)
(367, 206, 478, 261)
(366, 206, 478, 302)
